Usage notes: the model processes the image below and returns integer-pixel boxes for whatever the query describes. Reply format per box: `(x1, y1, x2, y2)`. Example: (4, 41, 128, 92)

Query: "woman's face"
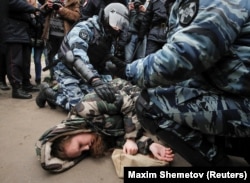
(63, 133, 96, 158)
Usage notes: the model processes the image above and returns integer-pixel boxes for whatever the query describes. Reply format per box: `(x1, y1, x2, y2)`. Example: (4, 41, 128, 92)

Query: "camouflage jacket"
(70, 78, 154, 154)
(126, 0, 250, 99)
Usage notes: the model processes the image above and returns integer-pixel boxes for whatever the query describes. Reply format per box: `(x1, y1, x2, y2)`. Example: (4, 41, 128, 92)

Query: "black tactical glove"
(105, 56, 127, 79)
(92, 79, 116, 103)
(115, 46, 125, 59)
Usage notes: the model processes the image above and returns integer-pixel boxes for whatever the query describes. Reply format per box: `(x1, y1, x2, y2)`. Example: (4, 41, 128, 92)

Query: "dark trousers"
(135, 89, 250, 166)
(45, 35, 63, 79)
(145, 40, 165, 56)
(0, 44, 8, 83)
(6, 43, 31, 87)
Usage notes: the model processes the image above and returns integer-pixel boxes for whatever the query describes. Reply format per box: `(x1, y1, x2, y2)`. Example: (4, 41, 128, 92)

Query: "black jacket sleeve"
(9, 0, 37, 13)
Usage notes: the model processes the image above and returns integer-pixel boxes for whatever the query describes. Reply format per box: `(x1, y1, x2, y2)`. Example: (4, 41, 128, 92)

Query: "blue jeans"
(33, 47, 44, 83)
(125, 34, 146, 63)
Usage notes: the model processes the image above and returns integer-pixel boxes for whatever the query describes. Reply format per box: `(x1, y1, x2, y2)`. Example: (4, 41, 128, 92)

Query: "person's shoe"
(43, 86, 57, 109)
(12, 88, 32, 99)
(225, 137, 250, 165)
(0, 82, 10, 90)
(23, 83, 40, 92)
(36, 82, 50, 108)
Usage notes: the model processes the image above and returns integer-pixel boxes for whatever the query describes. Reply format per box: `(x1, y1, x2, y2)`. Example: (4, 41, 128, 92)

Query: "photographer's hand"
(47, 0, 63, 11)
(56, 4, 64, 12)
(128, 2, 134, 10)
(139, 5, 146, 12)
(47, 0, 53, 9)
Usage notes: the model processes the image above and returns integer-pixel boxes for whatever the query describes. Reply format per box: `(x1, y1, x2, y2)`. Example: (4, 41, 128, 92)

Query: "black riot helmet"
(103, 3, 129, 31)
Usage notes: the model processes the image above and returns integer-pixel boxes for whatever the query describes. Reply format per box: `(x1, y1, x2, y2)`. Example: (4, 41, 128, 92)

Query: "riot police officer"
(106, 0, 250, 166)
(36, 3, 129, 111)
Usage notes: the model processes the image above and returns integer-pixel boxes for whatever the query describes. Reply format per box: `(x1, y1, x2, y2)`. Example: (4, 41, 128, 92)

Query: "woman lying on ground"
(36, 78, 174, 173)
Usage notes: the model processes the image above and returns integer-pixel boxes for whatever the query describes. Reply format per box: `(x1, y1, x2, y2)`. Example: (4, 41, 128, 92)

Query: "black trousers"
(6, 43, 31, 87)
(45, 35, 63, 79)
(145, 40, 165, 56)
(0, 43, 8, 83)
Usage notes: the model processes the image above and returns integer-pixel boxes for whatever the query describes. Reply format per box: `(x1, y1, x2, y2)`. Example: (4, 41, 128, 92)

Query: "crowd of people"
(1, 0, 250, 174)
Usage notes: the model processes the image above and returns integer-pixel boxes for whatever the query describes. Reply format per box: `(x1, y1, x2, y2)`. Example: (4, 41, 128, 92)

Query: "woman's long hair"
(51, 132, 107, 160)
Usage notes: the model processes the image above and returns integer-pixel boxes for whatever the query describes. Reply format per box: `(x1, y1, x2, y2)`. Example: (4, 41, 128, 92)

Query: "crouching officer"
(36, 3, 130, 111)
(106, 0, 250, 166)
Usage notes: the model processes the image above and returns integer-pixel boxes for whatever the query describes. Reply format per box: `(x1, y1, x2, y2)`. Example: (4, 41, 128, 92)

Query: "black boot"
(23, 82, 40, 92)
(45, 88, 57, 109)
(225, 137, 250, 164)
(0, 81, 10, 90)
(12, 87, 32, 99)
(36, 82, 50, 107)
(36, 82, 57, 108)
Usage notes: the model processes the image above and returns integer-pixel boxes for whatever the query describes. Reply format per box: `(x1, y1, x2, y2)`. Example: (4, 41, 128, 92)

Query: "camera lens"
(52, 4, 60, 10)
(134, 0, 142, 10)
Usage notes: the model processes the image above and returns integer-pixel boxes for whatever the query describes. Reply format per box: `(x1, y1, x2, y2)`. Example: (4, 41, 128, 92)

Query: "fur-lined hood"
(35, 118, 95, 173)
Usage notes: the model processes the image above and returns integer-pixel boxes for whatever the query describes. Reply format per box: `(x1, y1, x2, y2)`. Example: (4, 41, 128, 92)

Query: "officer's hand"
(105, 56, 127, 79)
(92, 79, 116, 103)
(115, 46, 125, 59)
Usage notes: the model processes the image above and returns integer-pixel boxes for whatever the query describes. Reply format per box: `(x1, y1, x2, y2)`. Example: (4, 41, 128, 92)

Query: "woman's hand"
(149, 142, 174, 162)
(123, 139, 138, 155)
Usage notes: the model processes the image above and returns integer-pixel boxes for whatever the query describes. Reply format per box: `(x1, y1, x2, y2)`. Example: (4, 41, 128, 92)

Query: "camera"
(51, 0, 63, 10)
(133, 0, 142, 10)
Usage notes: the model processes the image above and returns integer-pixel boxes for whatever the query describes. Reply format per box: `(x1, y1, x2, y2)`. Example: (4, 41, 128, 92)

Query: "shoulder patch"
(178, 0, 199, 26)
(79, 29, 89, 41)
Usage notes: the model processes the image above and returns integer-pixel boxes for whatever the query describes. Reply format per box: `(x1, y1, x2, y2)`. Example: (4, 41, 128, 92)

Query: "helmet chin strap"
(107, 25, 120, 37)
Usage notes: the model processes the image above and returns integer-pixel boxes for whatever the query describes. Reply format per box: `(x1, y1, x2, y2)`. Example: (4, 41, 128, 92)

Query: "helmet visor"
(108, 11, 129, 30)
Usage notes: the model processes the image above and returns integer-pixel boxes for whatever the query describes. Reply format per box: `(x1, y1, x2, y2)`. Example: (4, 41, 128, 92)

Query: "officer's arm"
(67, 23, 100, 78)
(62, 51, 99, 83)
(126, 1, 242, 88)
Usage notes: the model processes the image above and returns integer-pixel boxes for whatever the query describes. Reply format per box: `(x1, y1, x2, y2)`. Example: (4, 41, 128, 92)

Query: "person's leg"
(149, 86, 250, 136)
(22, 44, 32, 85)
(22, 44, 39, 92)
(37, 66, 85, 111)
(145, 40, 162, 56)
(135, 87, 250, 166)
(6, 43, 32, 99)
(43, 43, 49, 67)
(135, 35, 147, 59)
(47, 35, 63, 81)
(0, 44, 10, 90)
(124, 34, 137, 63)
(33, 47, 43, 85)
(56, 75, 85, 111)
